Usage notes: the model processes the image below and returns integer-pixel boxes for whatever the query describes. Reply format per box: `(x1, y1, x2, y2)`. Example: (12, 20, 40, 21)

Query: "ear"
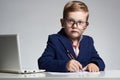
(86, 22, 89, 26)
(60, 18, 65, 28)
(83, 22, 89, 30)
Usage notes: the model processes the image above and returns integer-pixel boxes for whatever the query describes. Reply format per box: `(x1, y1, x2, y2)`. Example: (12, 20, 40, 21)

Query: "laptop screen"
(0, 34, 22, 72)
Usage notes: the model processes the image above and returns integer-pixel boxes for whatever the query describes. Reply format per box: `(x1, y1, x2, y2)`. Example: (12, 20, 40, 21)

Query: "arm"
(38, 35, 69, 72)
(88, 37, 105, 71)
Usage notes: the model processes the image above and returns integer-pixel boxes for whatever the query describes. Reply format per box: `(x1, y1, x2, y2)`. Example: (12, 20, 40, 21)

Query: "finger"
(89, 66, 99, 72)
(67, 60, 83, 72)
(94, 67, 99, 72)
(74, 60, 83, 70)
(71, 63, 78, 71)
(91, 66, 99, 72)
(69, 65, 76, 72)
(78, 63, 83, 70)
(67, 60, 79, 72)
(72, 61, 81, 71)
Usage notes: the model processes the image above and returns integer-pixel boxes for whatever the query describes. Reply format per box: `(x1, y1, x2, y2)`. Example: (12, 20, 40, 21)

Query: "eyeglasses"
(64, 18, 88, 27)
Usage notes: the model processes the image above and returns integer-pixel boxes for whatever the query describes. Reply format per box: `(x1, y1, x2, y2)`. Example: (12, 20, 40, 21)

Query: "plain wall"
(0, 0, 120, 70)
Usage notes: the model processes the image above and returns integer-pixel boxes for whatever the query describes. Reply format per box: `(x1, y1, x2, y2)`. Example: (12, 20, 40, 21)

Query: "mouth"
(71, 30, 78, 33)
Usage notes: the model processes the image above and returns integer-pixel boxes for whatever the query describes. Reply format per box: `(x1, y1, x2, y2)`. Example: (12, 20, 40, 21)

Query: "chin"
(70, 35, 80, 39)
(72, 33, 81, 37)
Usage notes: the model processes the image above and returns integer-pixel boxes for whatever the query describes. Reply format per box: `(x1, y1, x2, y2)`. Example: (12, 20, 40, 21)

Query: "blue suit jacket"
(38, 28, 105, 72)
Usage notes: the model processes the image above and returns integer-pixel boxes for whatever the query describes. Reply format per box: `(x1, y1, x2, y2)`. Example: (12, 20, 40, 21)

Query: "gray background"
(0, 0, 120, 70)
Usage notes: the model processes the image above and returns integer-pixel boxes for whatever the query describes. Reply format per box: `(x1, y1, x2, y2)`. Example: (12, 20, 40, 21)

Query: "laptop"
(0, 34, 45, 74)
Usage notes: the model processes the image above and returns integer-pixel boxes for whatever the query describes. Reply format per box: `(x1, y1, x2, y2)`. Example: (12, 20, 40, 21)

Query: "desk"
(0, 70, 120, 80)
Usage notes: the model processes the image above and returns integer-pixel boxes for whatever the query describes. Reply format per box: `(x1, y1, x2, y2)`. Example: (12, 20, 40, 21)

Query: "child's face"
(61, 11, 88, 40)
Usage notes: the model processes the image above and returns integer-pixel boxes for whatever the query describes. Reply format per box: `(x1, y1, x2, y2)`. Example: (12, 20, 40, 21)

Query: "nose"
(72, 23, 77, 28)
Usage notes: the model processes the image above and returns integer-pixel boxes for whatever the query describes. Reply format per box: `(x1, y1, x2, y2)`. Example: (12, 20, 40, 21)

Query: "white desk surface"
(0, 70, 120, 80)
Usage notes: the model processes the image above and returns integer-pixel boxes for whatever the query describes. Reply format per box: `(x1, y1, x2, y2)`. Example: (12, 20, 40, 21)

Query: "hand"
(66, 59, 82, 72)
(82, 63, 99, 72)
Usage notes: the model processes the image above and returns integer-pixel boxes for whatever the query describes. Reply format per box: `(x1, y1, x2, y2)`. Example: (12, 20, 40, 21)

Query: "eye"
(77, 21, 82, 24)
(67, 19, 74, 24)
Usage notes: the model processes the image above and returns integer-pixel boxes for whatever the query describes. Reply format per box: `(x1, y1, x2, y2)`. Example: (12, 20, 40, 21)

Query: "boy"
(38, 1, 105, 72)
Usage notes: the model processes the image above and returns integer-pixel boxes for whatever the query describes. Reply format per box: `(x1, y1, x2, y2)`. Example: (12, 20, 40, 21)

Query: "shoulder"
(48, 33, 60, 40)
(83, 35, 93, 40)
(47, 33, 63, 43)
(82, 35, 94, 43)
(48, 29, 67, 40)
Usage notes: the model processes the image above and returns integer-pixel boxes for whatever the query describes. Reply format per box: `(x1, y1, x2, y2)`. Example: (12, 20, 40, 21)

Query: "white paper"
(48, 71, 88, 75)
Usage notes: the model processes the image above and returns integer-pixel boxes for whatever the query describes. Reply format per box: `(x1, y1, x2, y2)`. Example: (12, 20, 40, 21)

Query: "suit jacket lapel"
(57, 34, 76, 59)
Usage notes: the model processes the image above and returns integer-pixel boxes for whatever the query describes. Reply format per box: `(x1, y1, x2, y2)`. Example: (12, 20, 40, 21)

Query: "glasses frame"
(64, 18, 89, 27)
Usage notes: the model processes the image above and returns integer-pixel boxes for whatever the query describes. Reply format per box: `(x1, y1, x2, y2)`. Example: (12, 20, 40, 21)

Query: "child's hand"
(82, 63, 99, 72)
(66, 59, 83, 72)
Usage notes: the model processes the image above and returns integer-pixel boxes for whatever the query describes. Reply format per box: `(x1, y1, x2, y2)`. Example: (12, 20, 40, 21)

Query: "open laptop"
(0, 34, 45, 74)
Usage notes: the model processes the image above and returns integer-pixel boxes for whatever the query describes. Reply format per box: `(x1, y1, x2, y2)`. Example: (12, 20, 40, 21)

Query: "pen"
(67, 50, 83, 71)
(67, 50, 74, 59)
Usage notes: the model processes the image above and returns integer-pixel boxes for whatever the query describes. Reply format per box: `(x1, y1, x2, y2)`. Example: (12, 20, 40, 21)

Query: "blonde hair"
(63, 1, 89, 19)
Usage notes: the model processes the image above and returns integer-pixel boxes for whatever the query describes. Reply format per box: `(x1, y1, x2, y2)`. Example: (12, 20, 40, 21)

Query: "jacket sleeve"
(89, 37, 105, 71)
(38, 35, 69, 72)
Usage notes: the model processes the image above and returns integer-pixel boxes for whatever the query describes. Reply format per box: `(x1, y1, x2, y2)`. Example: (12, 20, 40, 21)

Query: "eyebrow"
(66, 18, 85, 22)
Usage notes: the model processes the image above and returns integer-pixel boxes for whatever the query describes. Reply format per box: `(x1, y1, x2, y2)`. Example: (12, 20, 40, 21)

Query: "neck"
(70, 38, 80, 46)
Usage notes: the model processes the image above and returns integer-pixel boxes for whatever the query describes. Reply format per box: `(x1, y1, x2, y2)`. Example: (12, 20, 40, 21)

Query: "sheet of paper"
(48, 71, 88, 75)
(48, 71, 100, 76)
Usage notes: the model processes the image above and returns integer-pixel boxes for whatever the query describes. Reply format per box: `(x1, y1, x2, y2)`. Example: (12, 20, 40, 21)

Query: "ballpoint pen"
(67, 50, 74, 59)
(67, 50, 83, 71)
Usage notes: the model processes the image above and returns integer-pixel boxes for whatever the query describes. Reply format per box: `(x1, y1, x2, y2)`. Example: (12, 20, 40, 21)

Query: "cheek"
(65, 27, 72, 33)
(64, 24, 72, 31)
(78, 25, 87, 32)
(78, 29, 85, 34)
